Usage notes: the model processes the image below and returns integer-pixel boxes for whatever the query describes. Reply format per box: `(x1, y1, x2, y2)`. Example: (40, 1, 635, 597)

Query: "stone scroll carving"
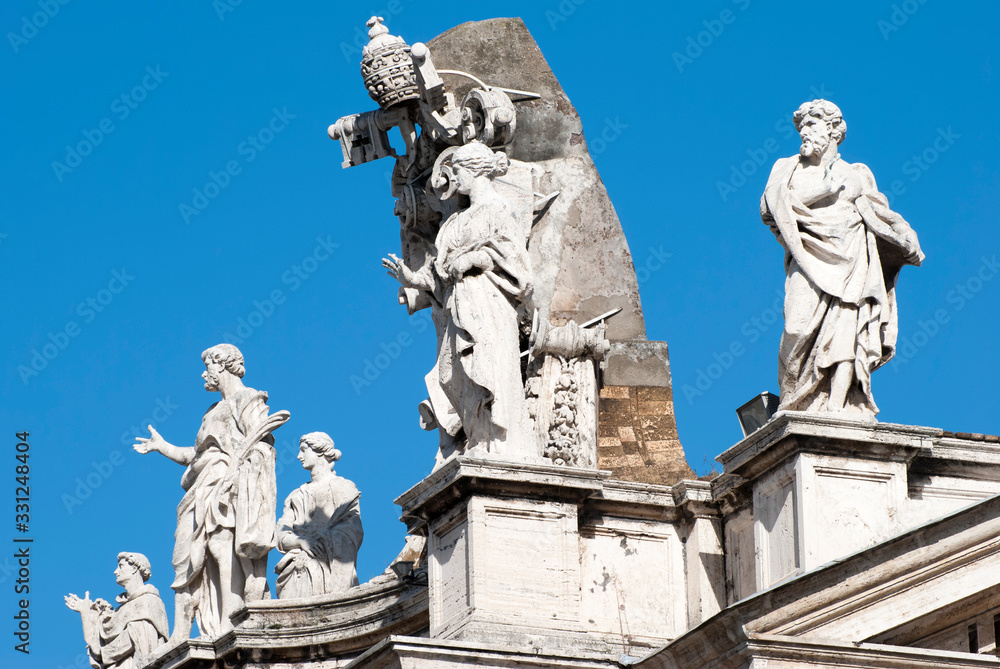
(65, 552, 169, 669)
(133, 344, 289, 640)
(275, 432, 364, 599)
(526, 316, 610, 467)
(761, 99, 923, 415)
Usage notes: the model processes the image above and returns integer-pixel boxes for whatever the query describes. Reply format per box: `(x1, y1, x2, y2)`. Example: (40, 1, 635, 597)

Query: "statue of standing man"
(134, 344, 289, 640)
(761, 100, 923, 415)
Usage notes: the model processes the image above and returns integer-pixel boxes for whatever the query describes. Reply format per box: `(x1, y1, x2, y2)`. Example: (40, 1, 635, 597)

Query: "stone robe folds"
(93, 586, 169, 669)
(275, 476, 363, 598)
(761, 157, 923, 414)
(431, 198, 533, 454)
(173, 387, 276, 636)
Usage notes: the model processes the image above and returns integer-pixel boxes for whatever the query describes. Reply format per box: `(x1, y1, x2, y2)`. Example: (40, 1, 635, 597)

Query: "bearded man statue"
(761, 99, 923, 415)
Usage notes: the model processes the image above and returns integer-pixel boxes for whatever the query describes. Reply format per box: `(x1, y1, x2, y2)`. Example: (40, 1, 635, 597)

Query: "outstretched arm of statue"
(133, 426, 195, 465)
(65, 592, 101, 656)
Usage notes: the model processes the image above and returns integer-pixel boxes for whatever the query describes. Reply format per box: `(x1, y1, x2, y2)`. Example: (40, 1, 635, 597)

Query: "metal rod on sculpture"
(437, 69, 541, 101)
(579, 308, 621, 329)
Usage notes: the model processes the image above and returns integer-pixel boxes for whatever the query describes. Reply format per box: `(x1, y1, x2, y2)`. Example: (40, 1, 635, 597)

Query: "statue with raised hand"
(65, 552, 168, 669)
(134, 344, 289, 640)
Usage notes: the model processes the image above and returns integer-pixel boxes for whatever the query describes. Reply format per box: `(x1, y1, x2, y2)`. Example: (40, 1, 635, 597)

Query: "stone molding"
(715, 412, 932, 482)
(395, 456, 607, 534)
(142, 577, 428, 668)
(347, 635, 620, 669)
(636, 493, 1000, 668)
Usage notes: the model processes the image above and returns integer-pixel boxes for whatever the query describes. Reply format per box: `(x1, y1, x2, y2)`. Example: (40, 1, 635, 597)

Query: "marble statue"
(332, 18, 548, 467)
(275, 432, 364, 598)
(133, 344, 289, 640)
(384, 140, 534, 461)
(761, 99, 923, 415)
(65, 552, 169, 669)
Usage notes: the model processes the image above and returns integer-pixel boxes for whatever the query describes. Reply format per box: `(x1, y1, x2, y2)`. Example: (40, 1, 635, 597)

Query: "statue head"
(115, 551, 151, 584)
(200, 343, 245, 391)
(453, 140, 508, 184)
(299, 431, 342, 470)
(432, 141, 510, 198)
(794, 99, 846, 158)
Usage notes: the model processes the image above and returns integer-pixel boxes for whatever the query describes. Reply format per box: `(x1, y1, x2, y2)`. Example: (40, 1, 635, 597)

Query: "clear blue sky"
(2, 1, 998, 666)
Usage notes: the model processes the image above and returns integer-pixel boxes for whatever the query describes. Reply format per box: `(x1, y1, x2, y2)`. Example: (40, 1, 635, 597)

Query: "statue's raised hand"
(134, 426, 166, 455)
(64, 591, 91, 612)
(381, 253, 414, 287)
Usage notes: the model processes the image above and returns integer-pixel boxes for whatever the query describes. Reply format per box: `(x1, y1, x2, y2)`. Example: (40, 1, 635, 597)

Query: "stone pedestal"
(395, 457, 606, 649)
(714, 412, 934, 599)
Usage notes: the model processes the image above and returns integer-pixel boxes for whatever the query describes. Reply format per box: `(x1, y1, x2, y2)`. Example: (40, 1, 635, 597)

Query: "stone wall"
(598, 385, 694, 485)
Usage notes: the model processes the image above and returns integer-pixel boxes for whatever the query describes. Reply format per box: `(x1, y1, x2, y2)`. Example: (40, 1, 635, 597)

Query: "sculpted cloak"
(172, 387, 276, 636)
(275, 475, 363, 598)
(93, 585, 169, 669)
(761, 156, 923, 413)
(431, 197, 533, 453)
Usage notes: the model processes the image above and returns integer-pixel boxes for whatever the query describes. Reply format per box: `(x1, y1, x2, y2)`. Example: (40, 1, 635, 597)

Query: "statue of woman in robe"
(383, 140, 533, 461)
(275, 432, 363, 598)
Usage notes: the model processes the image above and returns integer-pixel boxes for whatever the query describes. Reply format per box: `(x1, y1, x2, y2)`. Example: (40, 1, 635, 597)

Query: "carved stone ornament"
(132, 343, 289, 641)
(460, 87, 516, 145)
(525, 314, 610, 467)
(360, 16, 420, 110)
(275, 432, 364, 599)
(65, 552, 169, 669)
(761, 99, 923, 415)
